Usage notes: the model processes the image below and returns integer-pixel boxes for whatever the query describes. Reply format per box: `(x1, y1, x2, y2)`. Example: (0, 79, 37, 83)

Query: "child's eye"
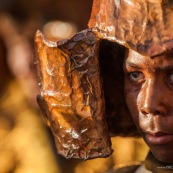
(129, 71, 145, 83)
(168, 73, 173, 85)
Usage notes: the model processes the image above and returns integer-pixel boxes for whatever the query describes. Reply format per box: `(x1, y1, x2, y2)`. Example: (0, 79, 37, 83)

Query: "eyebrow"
(125, 61, 173, 72)
(125, 61, 143, 70)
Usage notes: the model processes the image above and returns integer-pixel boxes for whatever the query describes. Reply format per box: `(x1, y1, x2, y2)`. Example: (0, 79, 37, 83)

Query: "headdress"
(35, 0, 173, 160)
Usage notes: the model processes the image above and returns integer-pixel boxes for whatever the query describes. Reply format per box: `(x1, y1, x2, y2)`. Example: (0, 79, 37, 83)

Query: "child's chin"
(152, 149, 173, 164)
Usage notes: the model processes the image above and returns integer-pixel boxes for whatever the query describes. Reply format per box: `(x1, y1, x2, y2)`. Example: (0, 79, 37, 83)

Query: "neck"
(145, 152, 173, 173)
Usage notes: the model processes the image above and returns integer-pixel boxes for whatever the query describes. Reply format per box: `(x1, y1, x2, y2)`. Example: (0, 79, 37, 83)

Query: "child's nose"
(139, 79, 168, 117)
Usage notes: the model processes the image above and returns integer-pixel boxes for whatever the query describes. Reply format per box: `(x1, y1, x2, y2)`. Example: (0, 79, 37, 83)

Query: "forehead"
(125, 49, 173, 68)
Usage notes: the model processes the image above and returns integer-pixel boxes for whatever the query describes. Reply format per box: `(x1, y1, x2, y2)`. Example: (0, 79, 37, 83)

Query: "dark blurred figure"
(0, 13, 61, 173)
(0, 1, 93, 173)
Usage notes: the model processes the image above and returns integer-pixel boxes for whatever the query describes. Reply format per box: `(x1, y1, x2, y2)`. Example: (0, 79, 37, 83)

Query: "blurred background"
(0, 0, 149, 173)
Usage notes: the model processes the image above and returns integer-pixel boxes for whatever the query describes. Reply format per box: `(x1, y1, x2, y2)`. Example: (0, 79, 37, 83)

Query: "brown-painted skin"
(124, 49, 173, 163)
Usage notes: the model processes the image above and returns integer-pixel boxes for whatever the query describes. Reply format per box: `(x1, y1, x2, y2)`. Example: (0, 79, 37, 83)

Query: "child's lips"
(145, 131, 173, 145)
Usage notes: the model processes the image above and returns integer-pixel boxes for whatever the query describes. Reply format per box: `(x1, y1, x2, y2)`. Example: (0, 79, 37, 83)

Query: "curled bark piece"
(89, 0, 173, 57)
(34, 29, 113, 160)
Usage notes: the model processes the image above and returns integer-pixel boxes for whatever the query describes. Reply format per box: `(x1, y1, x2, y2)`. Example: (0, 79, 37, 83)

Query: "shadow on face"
(98, 40, 139, 137)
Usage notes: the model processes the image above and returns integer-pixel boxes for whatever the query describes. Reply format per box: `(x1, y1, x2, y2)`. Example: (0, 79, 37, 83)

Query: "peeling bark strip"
(89, 0, 173, 57)
(34, 29, 113, 160)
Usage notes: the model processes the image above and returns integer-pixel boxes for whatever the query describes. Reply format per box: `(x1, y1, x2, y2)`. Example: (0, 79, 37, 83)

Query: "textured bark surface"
(34, 29, 113, 160)
(89, 0, 173, 57)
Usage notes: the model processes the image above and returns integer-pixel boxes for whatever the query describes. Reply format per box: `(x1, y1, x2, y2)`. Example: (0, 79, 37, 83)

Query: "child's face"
(124, 49, 173, 163)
